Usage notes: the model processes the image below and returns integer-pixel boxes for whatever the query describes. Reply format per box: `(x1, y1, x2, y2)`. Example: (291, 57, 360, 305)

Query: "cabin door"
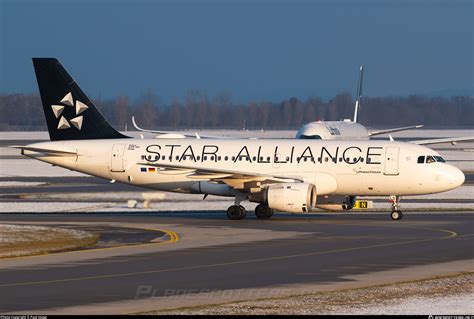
(111, 143, 126, 172)
(384, 147, 399, 175)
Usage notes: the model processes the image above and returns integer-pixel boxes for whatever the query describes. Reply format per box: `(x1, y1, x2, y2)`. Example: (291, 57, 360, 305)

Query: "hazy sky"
(1, 0, 473, 102)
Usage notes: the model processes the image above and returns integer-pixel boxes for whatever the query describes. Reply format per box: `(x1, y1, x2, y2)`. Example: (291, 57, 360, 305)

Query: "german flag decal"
(148, 167, 156, 172)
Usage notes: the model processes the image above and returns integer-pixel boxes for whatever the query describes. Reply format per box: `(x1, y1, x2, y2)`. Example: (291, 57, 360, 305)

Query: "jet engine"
(315, 195, 356, 211)
(249, 183, 316, 213)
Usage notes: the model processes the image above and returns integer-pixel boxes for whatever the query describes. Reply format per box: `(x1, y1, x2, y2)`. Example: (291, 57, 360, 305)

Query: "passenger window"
(417, 156, 425, 164)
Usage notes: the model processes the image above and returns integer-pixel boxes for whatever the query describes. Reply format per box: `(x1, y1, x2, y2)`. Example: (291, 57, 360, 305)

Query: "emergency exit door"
(384, 146, 399, 175)
(111, 143, 126, 172)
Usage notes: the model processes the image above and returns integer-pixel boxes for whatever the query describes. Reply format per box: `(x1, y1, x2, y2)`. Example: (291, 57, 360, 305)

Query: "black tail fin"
(32, 58, 128, 141)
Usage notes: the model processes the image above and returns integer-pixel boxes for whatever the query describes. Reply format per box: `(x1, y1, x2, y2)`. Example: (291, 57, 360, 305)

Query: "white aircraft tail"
(353, 65, 364, 123)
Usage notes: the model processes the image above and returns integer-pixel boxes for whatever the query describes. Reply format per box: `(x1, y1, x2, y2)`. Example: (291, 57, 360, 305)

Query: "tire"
(255, 204, 273, 219)
(239, 205, 247, 220)
(227, 205, 245, 220)
(391, 210, 403, 221)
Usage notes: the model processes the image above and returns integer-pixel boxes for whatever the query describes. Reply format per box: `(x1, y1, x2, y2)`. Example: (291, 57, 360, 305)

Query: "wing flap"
(368, 125, 424, 136)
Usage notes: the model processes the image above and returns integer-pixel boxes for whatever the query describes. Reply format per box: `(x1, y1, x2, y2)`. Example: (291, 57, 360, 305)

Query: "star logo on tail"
(51, 92, 89, 130)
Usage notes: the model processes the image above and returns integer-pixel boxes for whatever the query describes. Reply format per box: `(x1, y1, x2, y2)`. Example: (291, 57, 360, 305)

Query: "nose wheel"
(226, 205, 246, 220)
(389, 195, 403, 220)
(391, 210, 403, 220)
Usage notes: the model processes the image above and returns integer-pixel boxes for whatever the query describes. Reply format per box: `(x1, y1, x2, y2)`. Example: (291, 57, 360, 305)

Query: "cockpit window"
(299, 135, 322, 140)
(426, 156, 436, 164)
(418, 155, 446, 164)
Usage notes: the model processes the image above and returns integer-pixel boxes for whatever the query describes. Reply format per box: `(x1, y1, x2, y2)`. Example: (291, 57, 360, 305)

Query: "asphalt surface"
(0, 212, 473, 313)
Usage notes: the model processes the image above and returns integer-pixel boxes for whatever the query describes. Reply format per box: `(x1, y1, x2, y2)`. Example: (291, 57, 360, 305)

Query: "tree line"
(0, 91, 473, 131)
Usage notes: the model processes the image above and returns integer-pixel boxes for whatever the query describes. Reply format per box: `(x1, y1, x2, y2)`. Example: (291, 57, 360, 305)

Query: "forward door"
(384, 146, 399, 175)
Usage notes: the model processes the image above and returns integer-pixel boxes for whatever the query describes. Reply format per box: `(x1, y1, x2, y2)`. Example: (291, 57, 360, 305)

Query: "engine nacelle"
(250, 183, 316, 213)
(315, 195, 356, 211)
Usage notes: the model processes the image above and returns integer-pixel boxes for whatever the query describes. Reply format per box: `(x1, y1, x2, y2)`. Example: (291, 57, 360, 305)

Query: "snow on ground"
(14, 185, 474, 201)
(337, 293, 474, 315)
(0, 224, 92, 243)
(0, 181, 46, 187)
(0, 159, 87, 177)
(153, 273, 474, 315)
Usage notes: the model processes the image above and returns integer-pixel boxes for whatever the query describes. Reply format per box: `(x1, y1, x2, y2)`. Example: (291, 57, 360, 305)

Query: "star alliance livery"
(15, 58, 466, 220)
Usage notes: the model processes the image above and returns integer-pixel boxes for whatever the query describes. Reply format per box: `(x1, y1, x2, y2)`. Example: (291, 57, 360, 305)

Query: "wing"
(368, 125, 424, 136)
(132, 116, 229, 139)
(411, 136, 474, 145)
(138, 161, 302, 191)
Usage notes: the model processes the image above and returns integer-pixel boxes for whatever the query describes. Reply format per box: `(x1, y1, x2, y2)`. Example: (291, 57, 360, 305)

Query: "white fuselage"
(24, 138, 464, 198)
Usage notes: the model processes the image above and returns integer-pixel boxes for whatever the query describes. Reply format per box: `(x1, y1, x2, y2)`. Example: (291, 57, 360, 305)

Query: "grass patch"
(0, 224, 99, 258)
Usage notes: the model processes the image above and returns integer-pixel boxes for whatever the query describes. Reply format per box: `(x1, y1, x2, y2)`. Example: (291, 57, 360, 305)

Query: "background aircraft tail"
(32, 58, 128, 141)
(353, 65, 364, 123)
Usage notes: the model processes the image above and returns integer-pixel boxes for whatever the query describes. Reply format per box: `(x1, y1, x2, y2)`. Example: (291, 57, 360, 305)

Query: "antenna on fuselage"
(353, 65, 364, 123)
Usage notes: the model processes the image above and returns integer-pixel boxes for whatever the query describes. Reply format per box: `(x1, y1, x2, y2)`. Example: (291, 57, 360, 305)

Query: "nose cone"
(450, 166, 465, 188)
(438, 165, 465, 191)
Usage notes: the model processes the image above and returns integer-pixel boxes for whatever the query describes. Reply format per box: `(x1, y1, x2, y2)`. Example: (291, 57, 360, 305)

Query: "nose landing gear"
(389, 195, 403, 220)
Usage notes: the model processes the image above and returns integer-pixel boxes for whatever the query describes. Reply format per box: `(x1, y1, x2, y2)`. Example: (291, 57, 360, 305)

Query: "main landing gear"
(226, 193, 273, 220)
(255, 204, 273, 219)
(226, 205, 246, 220)
(226, 204, 274, 220)
(389, 195, 403, 221)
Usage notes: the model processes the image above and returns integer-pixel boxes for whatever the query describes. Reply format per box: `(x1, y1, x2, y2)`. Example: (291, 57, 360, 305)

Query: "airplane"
(14, 58, 468, 221)
(296, 65, 425, 140)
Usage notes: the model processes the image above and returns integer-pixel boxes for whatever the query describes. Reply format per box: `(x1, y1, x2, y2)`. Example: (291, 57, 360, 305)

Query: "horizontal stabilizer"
(10, 145, 78, 155)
